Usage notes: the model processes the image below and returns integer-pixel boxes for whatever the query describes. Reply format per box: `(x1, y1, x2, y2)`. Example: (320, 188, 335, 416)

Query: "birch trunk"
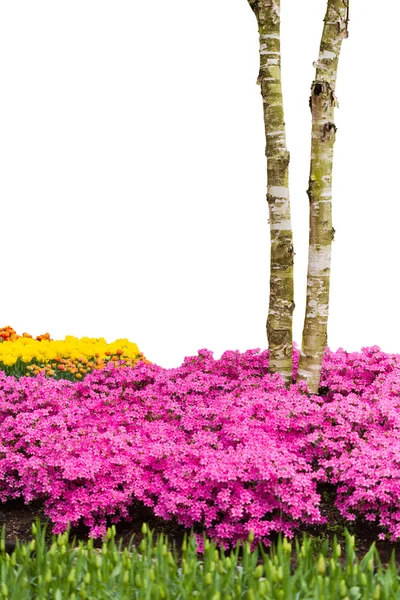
(248, 0, 294, 386)
(297, 0, 349, 393)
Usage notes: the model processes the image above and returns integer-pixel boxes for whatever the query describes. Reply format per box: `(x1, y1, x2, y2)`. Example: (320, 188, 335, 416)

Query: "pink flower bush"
(1, 344, 400, 545)
(317, 346, 400, 540)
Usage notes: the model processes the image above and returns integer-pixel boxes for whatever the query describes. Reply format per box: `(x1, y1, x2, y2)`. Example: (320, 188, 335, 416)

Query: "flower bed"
(1, 337, 400, 548)
(0, 326, 150, 380)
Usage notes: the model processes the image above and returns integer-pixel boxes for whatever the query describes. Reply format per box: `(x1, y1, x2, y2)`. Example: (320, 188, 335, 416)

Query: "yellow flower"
(21, 354, 33, 363)
(2, 355, 16, 366)
(0, 332, 148, 377)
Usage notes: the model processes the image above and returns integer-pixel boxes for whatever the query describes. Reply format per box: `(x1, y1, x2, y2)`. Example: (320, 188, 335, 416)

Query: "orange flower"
(36, 333, 52, 341)
(58, 364, 65, 371)
(0, 326, 17, 340)
(116, 349, 124, 356)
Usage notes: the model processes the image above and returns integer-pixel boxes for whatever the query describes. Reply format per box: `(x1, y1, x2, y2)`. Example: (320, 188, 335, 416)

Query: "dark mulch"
(0, 496, 189, 557)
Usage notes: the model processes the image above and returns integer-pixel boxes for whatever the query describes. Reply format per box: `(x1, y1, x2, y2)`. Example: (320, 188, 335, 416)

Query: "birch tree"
(247, 0, 294, 386)
(297, 0, 349, 393)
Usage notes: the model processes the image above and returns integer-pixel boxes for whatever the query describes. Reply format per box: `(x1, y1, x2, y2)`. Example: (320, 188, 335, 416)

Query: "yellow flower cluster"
(0, 330, 150, 380)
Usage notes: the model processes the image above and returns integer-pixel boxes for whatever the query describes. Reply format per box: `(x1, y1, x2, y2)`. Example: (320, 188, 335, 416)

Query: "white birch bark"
(247, 0, 295, 386)
(297, 0, 349, 393)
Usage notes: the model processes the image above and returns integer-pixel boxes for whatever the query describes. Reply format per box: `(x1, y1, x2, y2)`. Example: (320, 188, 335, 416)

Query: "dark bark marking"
(322, 121, 337, 141)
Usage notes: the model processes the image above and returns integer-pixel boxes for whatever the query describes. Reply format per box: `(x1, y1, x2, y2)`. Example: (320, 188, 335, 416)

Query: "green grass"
(1, 519, 399, 599)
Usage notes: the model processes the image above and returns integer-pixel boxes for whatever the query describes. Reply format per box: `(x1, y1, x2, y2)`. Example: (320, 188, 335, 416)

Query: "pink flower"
(1, 344, 400, 545)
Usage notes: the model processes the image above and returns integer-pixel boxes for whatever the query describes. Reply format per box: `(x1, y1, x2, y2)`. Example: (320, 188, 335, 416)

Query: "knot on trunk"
(309, 80, 337, 112)
(322, 121, 337, 141)
(311, 80, 334, 100)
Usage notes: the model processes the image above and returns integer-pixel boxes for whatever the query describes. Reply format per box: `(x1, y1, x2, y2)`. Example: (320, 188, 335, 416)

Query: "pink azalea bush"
(1, 345, 400, 545)
(317, 346, 400, 540)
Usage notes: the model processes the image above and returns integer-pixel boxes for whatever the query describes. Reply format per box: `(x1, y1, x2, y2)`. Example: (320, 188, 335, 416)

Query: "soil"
(2, 485, 400, 568)
(0, 496, 188, 557)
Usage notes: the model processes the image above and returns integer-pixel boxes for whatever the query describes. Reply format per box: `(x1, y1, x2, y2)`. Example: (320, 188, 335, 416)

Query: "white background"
(0, 1, 398, 369)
